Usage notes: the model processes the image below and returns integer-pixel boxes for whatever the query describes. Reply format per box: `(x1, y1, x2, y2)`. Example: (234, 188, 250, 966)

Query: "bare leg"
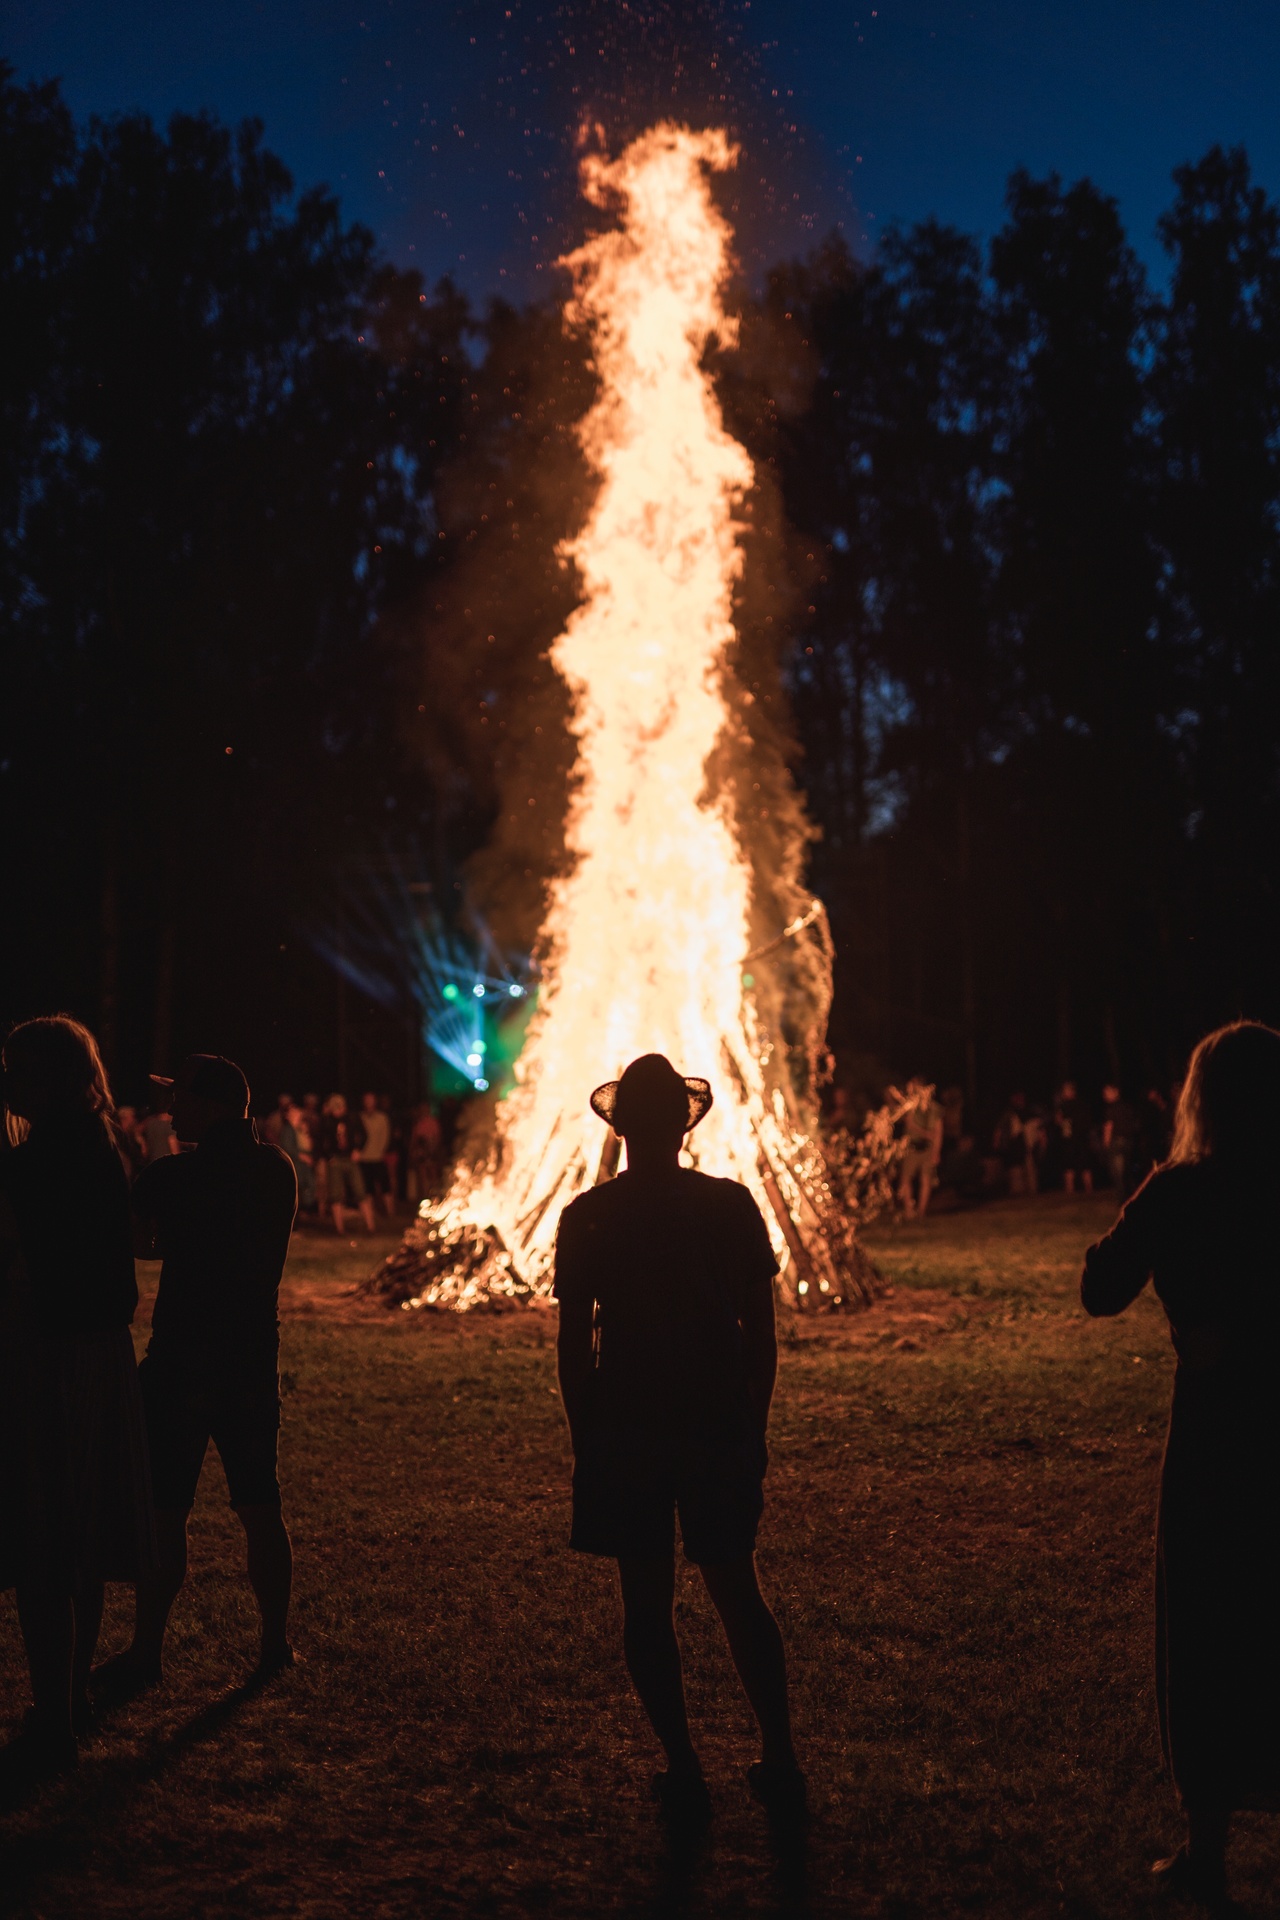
(237, 1504, 293, 1669)
(331, 1203, 345, 1234)
(1064, 1169, 1076, 1195)
(918, 1168, 935, 1219)
(359, 1197, 377, 1234)
(616, 1554, 701, 1778)
(1082, 1168, 1094, 1194)
(698, 1556, 796, 1770)
(15, 1584, 74, 1744)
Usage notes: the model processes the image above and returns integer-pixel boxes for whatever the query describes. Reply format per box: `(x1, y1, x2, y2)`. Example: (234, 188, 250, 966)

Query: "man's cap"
(150, 1053, 250, 1112)
(590, 1053, 713, 1135)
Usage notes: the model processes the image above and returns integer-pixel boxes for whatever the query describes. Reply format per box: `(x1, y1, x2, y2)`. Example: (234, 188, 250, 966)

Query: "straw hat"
(590, 1053, 713, 1135)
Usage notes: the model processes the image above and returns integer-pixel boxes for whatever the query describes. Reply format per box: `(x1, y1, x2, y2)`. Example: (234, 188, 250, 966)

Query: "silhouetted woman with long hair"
(0, 1016, 154, 1778)
(1083, 1020, 1280, 1909)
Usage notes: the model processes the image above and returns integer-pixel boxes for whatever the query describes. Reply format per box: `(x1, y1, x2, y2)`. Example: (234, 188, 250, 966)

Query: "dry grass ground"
(3, 1195, 1280, 1918)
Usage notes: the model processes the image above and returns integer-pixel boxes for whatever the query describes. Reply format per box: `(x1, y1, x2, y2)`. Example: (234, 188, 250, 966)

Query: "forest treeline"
(3, 61, 1279, 1114)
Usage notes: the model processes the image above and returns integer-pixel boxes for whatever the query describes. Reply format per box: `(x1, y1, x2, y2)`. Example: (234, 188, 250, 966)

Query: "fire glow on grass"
(388, 123, 867, 1310)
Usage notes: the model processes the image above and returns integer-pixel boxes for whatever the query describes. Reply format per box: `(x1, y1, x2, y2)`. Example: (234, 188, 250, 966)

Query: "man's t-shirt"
(553, 1168, 778, 1447)
(133, 1118, 297, 1380)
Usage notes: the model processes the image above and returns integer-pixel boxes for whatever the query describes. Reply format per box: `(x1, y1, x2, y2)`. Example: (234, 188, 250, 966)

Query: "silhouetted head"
(1060, 1080, 1077, 1102)
(590, 1053, 712, 1161)
(152, 1053, 250, 1145)
(1171, 1021, 1280, 1166)
(361, 1091, 378, 1113)
(1102, 1083, 1121, 1105)
(3, 1014, 116, 1138)
(326, 1093, 347, 1118)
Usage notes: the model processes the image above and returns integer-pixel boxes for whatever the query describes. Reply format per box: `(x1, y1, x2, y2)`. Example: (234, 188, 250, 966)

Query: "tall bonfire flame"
(381, 125, 892, 1312)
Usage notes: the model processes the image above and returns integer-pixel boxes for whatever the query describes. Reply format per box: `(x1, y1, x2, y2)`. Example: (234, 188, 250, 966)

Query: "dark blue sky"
(7, 1, 1280, 299)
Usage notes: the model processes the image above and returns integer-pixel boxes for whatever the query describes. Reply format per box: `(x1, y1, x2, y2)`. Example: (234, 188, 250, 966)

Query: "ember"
(377, 124, 914, 1311)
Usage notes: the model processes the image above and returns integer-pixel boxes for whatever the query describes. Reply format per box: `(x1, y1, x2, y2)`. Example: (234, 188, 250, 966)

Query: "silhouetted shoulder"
(255, 1137, 299, 1201)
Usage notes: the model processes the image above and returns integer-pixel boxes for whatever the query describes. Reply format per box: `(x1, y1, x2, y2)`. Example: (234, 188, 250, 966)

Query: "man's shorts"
(138, 1357, 281, 1512)
(326, 1158, 368, 1205)
(358, 1157, 390, 1196)
(570, 1427, 765, 1565)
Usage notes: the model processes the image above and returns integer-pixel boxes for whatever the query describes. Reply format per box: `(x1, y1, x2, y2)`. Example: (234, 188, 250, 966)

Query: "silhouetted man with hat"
(100, 1053, 298, 1693)
(555, 1052, 804, 1826)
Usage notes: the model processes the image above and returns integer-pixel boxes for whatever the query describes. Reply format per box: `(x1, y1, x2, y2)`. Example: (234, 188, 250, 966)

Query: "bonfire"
(373, 124, 922, 1313)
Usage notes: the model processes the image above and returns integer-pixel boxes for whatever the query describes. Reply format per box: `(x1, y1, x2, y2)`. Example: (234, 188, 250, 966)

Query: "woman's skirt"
(0, 1326, 156, 1590)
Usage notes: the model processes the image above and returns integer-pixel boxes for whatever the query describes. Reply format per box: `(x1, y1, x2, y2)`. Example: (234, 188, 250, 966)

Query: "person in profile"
(555, 1053, 804, 1826)
(0, 1016, 154, 1778)
(99, 1053, 298, 1694)
(1081, 1021, 1280, 1909)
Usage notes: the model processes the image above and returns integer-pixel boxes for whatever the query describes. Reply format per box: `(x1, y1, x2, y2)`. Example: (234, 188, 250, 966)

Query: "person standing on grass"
(555, 1053, 804, 1828)
(1082, 1020, 1280, 1911)
(318, 1093, 376, 1236)
(356, 1090, 394, 1217)
(898, 1078, 943, 1218)
(97, 1053, 297, 1697)
(0, 1017, 154, 1781)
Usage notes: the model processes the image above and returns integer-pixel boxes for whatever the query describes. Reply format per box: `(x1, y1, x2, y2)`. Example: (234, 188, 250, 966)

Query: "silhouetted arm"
(1081, 1172, 1162, 1317)
(740, 1283, 778, 1437)
(556, 1288, 595, 1453)
(553, 1205, 595, 1453)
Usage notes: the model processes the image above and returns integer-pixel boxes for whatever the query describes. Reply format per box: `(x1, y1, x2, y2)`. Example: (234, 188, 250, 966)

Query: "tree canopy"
(3, 63, 1278, 1116)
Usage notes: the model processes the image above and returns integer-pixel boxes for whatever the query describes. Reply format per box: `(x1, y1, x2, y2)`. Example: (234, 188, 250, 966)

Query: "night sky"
(6, 0, 1280, 299)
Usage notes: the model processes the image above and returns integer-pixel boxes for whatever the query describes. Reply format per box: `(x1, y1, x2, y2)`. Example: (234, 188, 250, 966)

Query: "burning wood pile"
(369, 124, 926, 1315)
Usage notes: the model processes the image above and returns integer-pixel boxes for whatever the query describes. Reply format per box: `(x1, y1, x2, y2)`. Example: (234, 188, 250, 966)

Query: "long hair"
(1170, 1020, 1280, 1166)
(3, 1014, 117, 1144)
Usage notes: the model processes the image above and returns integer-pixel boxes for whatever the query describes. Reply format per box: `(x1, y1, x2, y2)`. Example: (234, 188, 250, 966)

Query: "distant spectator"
(994, 1092, 1034, 1195)
(381, 1095, 402, 1200)
(1022, 1104, 1048, 1194)
(356, 1092, 394, 1217)
(318, 1095, 375, 1236)
(1101, 1084, 1138, 1197)
(899, 1080, 944, 1220)
(406, 1105, 443, 1206)
(947, 1133, 987, 1204)
(940, 1086, 965, 1154)
(115, 1106, 146, 1184)
(304, 1094, 326, 1210)
(140, 1106, 176, 1163)
(258, 1094, 291, 1148)
(280, 1101, 316, 1214)
(1054, 1081, 1094, 1195)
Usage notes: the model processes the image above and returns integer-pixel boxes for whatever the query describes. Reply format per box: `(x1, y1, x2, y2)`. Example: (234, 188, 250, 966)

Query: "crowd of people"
(886, 1077, 1178, 1220)
(4, 1009, 1280, 1909)
(112, 1089, 455, 1234)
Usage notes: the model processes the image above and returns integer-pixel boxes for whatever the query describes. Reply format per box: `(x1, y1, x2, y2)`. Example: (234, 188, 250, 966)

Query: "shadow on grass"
(0, 1676, 265, 1913)
(631, 1811, 810, 1919)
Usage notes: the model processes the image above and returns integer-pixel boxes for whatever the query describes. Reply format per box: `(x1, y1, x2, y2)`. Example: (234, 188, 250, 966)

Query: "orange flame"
(415, 124, 830, 1306)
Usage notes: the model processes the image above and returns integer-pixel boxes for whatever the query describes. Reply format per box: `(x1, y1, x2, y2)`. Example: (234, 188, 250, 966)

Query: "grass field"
(3, 1195, 1279, 1918)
